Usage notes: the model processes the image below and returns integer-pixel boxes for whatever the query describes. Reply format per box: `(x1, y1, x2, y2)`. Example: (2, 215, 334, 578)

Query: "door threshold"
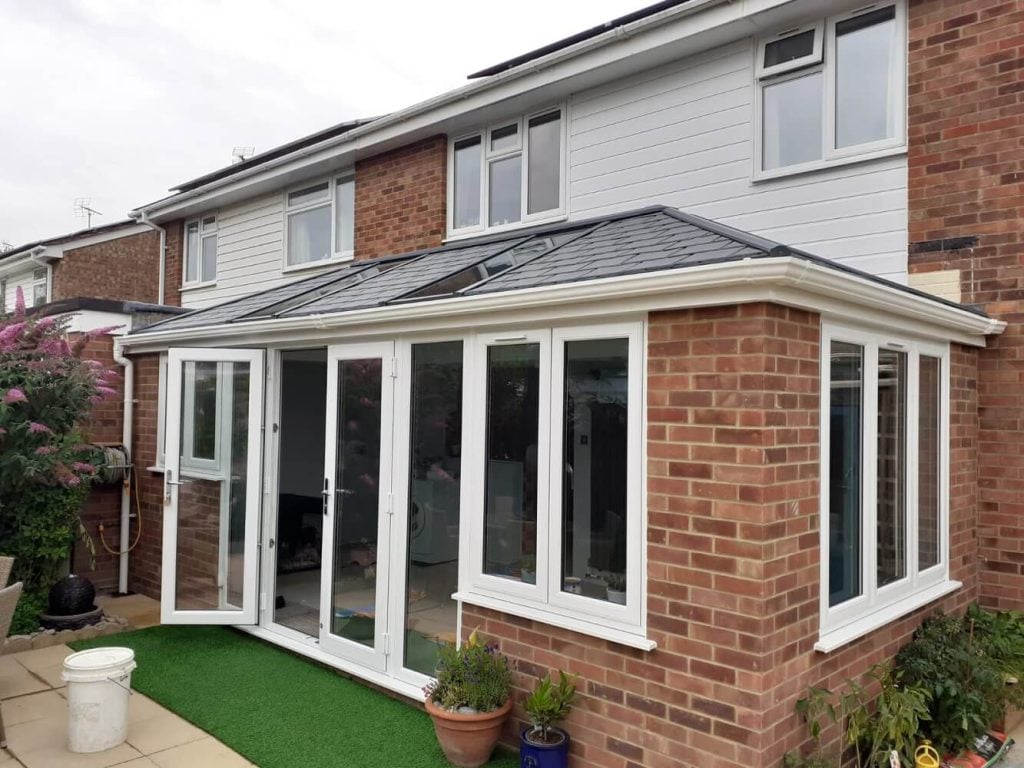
(238, 623, 426, 702)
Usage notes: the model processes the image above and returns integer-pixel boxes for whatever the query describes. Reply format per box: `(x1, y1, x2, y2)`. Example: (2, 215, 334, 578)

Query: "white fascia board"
(135, 0, 801, 221)
(0, 253, 35, 278)
(48, 224, 151, 257)
(62, 310, 132, 335)
(116, 257, 1003, 354)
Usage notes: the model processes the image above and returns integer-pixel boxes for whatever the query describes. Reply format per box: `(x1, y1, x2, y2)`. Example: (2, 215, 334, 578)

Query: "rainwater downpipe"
(112, 338, 134, 594)
(131, 212, 167, 305)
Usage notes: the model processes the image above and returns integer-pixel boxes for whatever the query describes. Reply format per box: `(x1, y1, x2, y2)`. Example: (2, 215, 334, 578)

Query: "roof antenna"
(74, 198, 103, 229)
(232, 146, 255, 164)
(0, 241, 12, 254)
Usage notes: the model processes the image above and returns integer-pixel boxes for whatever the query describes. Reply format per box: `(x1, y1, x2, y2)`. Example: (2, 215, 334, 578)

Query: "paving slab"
(126, 711, 207, 756)
(147, 738, 252, 768)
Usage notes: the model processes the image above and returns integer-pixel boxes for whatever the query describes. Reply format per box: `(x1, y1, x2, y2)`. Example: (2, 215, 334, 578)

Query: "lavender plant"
(425, 630, 513, 713)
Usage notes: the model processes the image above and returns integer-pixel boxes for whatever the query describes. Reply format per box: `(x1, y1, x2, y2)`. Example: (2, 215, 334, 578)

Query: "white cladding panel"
(2, 268, 42, 310)
(568, 39, 909, 282)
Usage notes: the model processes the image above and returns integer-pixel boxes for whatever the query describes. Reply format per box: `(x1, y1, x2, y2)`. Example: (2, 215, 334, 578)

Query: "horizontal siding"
(2, 268, 39, 311)
(180, 191, 339, 310)
(568, 39, 909, 282)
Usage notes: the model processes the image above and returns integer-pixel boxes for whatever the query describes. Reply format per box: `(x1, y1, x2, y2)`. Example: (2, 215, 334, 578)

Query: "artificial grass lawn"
(71, 625, 519, 768)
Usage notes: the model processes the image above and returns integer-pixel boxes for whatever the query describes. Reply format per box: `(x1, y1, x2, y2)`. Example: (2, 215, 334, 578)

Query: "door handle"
(322, 477, 330, 516)
(163, 469, 186, 504)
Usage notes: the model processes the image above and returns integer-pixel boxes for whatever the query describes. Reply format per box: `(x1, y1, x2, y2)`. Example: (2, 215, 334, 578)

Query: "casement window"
(184, 216, 218, 286)
(819, 323, 952, 649)
(460, 321, 646, 646)
(755, 2, 906, 178)
(284, 175, 354, 268)
(31, 268, 48, 306)
(449, 107, 565, 236)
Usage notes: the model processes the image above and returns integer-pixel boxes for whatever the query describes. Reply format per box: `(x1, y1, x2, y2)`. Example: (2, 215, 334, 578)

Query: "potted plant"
(521, 555, 536, 584)
(424, 630, 513, 768)
(520, 671, 576, 768)
(604, 573, 626, 604)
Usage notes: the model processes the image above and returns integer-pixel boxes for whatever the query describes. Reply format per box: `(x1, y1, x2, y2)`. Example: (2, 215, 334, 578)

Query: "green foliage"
(788, 664, 929, 768)
(426, 631, 512, 713)
(895, 607, 1017, 754)
(523, 670, 576, 742)
(9, 590, 46, 636)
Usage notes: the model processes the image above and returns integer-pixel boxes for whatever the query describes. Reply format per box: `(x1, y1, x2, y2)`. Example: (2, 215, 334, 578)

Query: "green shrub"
(524, 670, 576, 743)
(426, 631, 512, 713)
(9, 590, 45, 636)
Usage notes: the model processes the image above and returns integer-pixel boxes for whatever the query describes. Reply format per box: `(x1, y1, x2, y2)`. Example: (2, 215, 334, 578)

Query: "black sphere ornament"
(48, 574, 96, 616)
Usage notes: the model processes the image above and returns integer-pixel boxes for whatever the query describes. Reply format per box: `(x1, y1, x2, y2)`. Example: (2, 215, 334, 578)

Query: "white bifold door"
(161, 348, 265, 625)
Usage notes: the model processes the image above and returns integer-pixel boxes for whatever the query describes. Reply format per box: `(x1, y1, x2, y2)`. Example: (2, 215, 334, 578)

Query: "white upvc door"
(319, 341, 396, 672)
(161, 348, 265, 625)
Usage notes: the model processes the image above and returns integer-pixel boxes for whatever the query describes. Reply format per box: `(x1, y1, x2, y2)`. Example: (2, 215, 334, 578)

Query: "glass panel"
(764, 29, 816, 68)
(175, 361, 250, 611)
(201, 234, 217, 283)
(330, 358, 383, 647)
(836, 7, 897, 148)
(489, 155, 522, 227)
(918, 356, 941, 571)
(185, 222, 200, 283)
(561, 338, 629, 603)
(201, 216, 217, 231)
(762, 72, 823, 170)
(527, 111, 561, 215)
(404, 342, 463, 675)
(877, 348, 907, 587)
(191, 361, 218, 460)
(288, 182, 330, 208)
(287, 205, 332, 266)
(483, 343, 539, 580)
(490, 123, 518, 152)
(829, 341, 863, 607)
(32, 282, 47, 307)
(335, 177, 355, 253)
(273, 350, 327, 635)
(453, 138, 481, 230)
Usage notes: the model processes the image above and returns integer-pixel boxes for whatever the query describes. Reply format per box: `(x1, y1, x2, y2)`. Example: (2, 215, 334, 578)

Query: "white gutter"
(117, 257, 1005, 352)
(112, 337, 134, 594)
(130, 213, 167, 305)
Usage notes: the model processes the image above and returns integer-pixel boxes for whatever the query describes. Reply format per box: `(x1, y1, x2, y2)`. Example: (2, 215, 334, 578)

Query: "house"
(0, 221, 180, 592)
(103, 1, 1024, 765)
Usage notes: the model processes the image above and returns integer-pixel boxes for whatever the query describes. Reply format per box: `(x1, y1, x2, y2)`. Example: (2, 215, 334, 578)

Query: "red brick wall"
(163, 219, 184, 308)
(907, 0, 1024, 609)
(354, 136, 447, 260)
(127, 354, 165, 598)
(52, 230, 161, 304)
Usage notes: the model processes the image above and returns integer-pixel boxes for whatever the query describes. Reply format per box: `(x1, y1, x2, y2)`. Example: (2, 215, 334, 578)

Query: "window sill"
(180, 280, 216, 292)
(445, 213, 568, 243)
(452, 590, 656, 651)
(281, 255, 353, 275)
(815, 579, 962, 653)
(752, 144, 907, 184)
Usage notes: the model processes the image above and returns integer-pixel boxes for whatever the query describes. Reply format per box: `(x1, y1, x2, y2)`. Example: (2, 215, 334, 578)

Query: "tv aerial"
(232, 146, 255, 164)
(74, 198, 103, 229)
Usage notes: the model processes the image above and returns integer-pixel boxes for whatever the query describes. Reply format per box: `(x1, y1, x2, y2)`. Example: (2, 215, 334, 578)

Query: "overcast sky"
(0, 0, 642, 247)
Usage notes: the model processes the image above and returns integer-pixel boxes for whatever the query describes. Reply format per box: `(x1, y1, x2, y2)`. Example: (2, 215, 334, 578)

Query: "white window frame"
(178, 360, 232, 479)
(447, 104, 568, 239)
(0, 277, 7, 313)
(182, 215, 218, 288)
(31, 267, 48, 306)
(458, 321, 648, 647)
(818, 321, 955, 652)
(755, 21, 824, 79)
(282, 175, 355, 272)
(753, 1, 907, 181)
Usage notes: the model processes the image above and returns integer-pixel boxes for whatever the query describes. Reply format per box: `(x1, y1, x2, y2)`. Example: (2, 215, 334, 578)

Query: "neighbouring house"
(0, 221, 181, 592)
(100, 1, 1024, 766)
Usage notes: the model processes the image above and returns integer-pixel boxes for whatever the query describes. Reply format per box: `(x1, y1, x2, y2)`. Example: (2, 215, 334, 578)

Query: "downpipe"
(112, 337, 133, 594)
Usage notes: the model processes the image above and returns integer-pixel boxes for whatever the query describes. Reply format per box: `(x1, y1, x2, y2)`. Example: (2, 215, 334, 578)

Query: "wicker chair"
(0, 580, 24, 748)
(0, 558, 12, 589)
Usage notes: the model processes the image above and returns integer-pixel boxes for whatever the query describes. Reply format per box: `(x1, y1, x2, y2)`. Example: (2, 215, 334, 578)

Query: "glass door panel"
(162, 349, 264, 625)
(319, 343, 394, 670)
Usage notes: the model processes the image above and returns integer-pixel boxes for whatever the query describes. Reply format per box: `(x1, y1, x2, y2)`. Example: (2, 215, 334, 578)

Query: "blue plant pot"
(520, 727, 570, 768)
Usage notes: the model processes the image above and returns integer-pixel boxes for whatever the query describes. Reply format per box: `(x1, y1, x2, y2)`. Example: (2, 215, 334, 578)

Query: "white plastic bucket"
(61, 647, 137, 753)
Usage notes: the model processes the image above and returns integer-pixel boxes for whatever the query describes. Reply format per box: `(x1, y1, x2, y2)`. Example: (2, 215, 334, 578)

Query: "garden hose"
(97, 466, 143, 556)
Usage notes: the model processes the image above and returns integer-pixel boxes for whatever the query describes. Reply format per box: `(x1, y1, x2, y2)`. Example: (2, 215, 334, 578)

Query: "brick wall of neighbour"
(52, 230, 161, 304)
(127, 353, 165, 598)
(163, 219, 184, 308)
(906, 0, 1024, 609)
(354, 136, 447, 260)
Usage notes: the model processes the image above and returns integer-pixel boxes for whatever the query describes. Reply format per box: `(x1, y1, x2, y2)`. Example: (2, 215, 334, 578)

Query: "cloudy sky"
(0, 0, 642, 247)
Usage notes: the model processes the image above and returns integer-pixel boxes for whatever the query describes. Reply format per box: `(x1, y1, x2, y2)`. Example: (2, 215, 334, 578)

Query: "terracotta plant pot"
(425, 697, 512, 768)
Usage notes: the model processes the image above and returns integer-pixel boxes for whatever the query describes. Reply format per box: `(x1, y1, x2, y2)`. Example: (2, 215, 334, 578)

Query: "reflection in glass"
(287, 205, 332, 265)
(836, 7, 897, 148)
(561, 339, 629, 603)
(918, 356, 941, 571)
(489, 155, 522, 226)
(484, 344, 539, 580)
(527, 111, 561, 215)
(764, 29, 816, 69)
(877, 348, 907, 587)
(335, 177, 355, 253)
(192, 361, 218, 460)
(185, 222, 200, 283)
(453, 138, 481, 229)
(829, 342, 863, 606)
(330, 359, 383, 647)
(762, 72, 823, 170)
(404, 342, 463, 675)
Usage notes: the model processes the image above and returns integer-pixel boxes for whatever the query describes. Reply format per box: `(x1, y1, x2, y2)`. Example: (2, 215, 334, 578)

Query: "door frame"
(161, 347, 265, 625)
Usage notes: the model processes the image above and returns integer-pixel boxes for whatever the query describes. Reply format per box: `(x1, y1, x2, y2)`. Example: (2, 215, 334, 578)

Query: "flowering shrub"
(425, 630, 512, 713)
(0, 288, 118, 633)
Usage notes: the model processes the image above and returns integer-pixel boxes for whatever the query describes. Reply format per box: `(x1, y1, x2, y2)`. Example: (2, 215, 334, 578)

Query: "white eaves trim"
(116, 256, 1004, 354)
(0, 224, 151, 276)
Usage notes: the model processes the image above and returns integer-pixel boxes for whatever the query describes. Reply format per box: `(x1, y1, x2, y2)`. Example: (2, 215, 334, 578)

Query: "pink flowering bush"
(0, 288, 119, 633)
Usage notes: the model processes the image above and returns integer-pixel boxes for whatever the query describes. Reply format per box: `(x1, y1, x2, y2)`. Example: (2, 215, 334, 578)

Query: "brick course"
(163, 219, 184, 307)
(126, 354, 165, 598)
(52, 230, 160, 304)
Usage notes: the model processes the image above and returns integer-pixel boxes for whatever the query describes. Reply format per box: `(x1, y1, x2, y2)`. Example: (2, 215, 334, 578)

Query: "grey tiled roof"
(133, 205, 982, 335)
